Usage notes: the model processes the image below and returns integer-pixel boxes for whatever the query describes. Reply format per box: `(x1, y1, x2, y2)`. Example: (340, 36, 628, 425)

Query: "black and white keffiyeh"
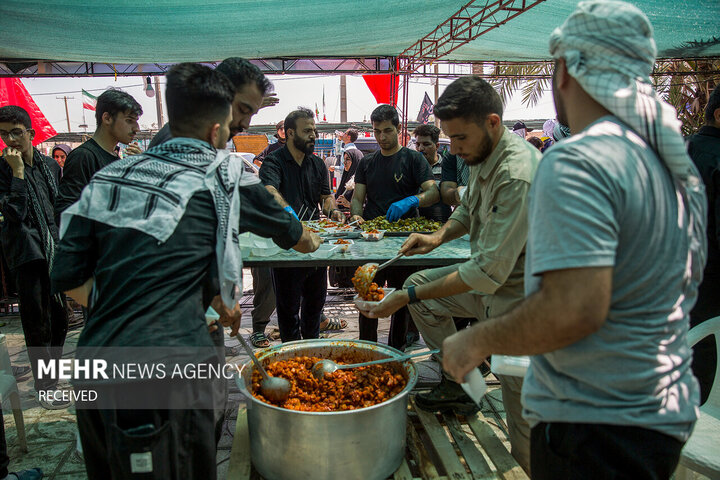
(60, 137, 259, 309)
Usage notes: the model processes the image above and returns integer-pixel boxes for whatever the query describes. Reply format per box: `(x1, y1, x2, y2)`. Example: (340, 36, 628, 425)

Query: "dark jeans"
(271, 267, 327, 342)
(530, 422, 684, 480)
(14, 260, 68, 391)
(358, 266, 417, 349)
(0, 408, 8, 478)
(250, 267, 276, 334)
(690, 270, 720, 405)
(77, 407, 216, 480)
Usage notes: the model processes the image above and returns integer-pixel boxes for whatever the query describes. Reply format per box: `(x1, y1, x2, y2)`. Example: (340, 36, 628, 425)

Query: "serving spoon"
(354, 252, 404, 296)
(236, 334, 291, 403)
(311, 349, 440, 380)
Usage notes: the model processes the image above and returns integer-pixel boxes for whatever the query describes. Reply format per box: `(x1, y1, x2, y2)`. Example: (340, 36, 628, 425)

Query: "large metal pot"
(236, 339, 418, 480)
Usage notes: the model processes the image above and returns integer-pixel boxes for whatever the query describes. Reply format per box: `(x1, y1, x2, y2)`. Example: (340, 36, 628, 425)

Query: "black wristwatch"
(406, 285, 420, 304)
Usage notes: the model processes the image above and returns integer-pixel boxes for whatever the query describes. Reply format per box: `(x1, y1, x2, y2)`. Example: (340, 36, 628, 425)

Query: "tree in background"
(480, 59, 720, 136)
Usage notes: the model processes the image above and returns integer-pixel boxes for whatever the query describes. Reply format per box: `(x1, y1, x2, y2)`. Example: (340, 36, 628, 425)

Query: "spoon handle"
(236, 334, 271, 381)
(376, 253, 404, 273)
(341, 349, 440, 369)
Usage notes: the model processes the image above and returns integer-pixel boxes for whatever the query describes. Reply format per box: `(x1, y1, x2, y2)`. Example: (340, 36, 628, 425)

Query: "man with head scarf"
(440, 1, 706, 478)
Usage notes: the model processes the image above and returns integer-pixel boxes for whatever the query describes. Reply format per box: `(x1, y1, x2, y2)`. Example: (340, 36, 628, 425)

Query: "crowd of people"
(0, 0, 717, 478)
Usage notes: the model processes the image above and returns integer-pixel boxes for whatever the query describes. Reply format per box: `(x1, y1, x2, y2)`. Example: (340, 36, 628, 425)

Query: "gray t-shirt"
(522, 116, 705, 441)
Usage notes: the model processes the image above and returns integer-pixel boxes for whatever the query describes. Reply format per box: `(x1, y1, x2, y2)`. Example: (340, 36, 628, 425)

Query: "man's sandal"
(320, 317, 348, 331)
(249, 332, 271, 348)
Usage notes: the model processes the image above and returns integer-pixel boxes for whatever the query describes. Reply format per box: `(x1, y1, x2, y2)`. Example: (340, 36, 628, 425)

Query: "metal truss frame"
(0, 57, 395, 78)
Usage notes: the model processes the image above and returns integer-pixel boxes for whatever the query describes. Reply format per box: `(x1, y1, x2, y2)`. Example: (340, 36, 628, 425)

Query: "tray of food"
(360, 216, 442, 235)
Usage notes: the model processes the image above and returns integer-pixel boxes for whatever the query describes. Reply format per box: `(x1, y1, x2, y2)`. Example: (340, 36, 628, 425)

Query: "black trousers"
(271, 267, 327, 342)
(77, 407, 216, 480)
(0, 408, 8, 478)
(530, 422, 684, 480)
(357, 266, 417, 349)
(250, 267, 276, 334)
(690, 271, 720, 405)
(14, 260, 68, 391)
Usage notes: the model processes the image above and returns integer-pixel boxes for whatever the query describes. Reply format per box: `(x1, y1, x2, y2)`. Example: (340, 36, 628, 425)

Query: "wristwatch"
(406, 285, 420, 304)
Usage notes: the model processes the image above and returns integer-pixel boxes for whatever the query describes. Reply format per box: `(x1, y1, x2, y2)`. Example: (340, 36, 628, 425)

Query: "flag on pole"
(416, 92, 434, 124)
(82, 89, 97, 111)
(315, 103, 320, 120)
(322, 86, 326, 122)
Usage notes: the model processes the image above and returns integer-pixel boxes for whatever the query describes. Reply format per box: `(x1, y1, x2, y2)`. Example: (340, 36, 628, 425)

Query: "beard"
(552, 77, 569, 127)
(463, 127, 493, 166)
(293, 135, 315, 154)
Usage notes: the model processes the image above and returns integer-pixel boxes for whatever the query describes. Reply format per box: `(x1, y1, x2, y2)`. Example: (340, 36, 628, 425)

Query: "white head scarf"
(548, 0, 696, 182)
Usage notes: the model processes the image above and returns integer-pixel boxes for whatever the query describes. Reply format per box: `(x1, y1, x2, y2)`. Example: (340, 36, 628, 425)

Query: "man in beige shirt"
(361, 76, 540, 473)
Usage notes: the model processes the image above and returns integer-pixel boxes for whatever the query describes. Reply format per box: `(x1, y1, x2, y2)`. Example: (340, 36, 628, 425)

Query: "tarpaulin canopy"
(0, 0, 717, 70)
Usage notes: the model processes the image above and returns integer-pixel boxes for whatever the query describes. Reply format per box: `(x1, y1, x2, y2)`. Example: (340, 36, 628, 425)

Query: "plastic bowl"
(361, 230, 386, 241)
(330, 239, 354, 253)
(353, 288, 396, 311)
(309, 243, 340, 259)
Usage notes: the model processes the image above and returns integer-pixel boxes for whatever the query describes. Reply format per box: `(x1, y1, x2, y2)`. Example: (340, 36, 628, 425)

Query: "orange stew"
(352, 265, 384, 300)
(251, 356, 406, 411)
(334, 239, 351, 244)
(365, 229, 380, 234)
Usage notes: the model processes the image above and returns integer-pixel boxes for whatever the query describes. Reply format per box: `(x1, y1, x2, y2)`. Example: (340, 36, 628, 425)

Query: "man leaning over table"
(349, 104, 439, 349)
(441, 1, 706, 478)
(360, 76, 540, 473)
(51, 63, 321, 479)
(259, 107, 345, 343)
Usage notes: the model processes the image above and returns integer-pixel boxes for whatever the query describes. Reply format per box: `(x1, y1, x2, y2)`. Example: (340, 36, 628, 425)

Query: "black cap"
(512, 121, 533, 132)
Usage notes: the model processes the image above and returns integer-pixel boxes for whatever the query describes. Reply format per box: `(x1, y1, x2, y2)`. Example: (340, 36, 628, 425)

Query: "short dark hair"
(344, 128, 358, 143)
(165, 63, 235, 137)
(284, 107, 315, 135)
(434, 76, 503, 124)
(95, 89, 143, 127)
(413, 124, 440, 144)
(705, 83, 720, 126)
(0, 105, 31, 129)
(370, 104, 399, 127)
(216, 57, 272, 97)
(527, 136, 544, 149)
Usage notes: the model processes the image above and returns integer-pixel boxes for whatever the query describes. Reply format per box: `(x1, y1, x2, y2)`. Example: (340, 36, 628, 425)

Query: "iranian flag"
(82, 89, 97, 111)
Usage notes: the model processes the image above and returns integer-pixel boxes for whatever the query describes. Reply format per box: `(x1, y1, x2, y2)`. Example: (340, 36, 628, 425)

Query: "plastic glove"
(284, 205, 300, 221)
(386, 196, 419, 222)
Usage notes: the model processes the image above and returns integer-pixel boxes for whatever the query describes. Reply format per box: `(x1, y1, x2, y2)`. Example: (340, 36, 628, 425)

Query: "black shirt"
(148, 123, 173, 149)
(259, 145, 331, 220)
(440, 151, 469, 186)
(355, 147, 433, 220)
(55, 138, 117, 223)
(254, 140, 285, 164)
(688, 125, 720, 274)
(51, 184, 301, 352)
(418, 156, 452, 223)
(0, 150, 61, 270)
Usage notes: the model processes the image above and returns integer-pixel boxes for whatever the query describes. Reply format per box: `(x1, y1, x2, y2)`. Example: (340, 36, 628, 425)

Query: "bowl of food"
(360, 229, 385, 241)
(330, 238, 353, 253)
(353, 287, 395, 311)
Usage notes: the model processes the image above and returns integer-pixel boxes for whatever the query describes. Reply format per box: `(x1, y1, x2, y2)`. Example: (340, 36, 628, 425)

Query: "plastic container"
(330, 239, 354, 253)
(461, 368, 487, 406)
(308, 243, 340, 259)
(361, 230, 386, 241)
(490, 355, 530, 377)
(353, 288, 396, 311)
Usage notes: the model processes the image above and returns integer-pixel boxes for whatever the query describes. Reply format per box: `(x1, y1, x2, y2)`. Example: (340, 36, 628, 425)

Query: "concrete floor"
(1, 269, 509, 479)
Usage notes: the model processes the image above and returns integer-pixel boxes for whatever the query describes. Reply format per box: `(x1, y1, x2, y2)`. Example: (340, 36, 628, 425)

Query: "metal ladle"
(311, 349, 440, 380)
(236, 334, 291, 403)
(356, 252, 404, 294)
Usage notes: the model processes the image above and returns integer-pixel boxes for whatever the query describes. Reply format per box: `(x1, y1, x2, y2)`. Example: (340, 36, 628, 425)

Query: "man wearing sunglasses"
(0, 105, 70, 410)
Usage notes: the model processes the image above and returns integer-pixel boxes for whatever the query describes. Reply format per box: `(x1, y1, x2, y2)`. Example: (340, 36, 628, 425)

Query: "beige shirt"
(450, 129, 541, 316)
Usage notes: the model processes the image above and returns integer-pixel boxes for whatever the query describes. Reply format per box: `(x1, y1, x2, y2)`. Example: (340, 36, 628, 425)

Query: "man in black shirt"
(52, 64, 320, 479)
(0, 106, 69, 409)
(414, 124, 452, 222)
(254, 120, 285, 166)
(349, 105, 439, 347)
(54, 89, 142, 224)
(260, 108, 345, 342)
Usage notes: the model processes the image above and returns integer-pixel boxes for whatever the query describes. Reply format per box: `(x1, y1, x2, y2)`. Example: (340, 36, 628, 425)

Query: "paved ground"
(1, 269, 510, 479)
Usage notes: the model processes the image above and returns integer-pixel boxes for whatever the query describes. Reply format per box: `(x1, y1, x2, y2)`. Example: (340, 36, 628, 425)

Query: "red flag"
(0, 78, 57, 147)
(362, 74, 400, 106)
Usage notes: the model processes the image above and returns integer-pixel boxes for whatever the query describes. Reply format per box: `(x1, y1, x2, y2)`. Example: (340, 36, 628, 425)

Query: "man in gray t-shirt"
(440, 2, 706, 478)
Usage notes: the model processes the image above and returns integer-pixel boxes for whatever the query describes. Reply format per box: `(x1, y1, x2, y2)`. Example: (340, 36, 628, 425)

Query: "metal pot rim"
(236, 338, 419, 416)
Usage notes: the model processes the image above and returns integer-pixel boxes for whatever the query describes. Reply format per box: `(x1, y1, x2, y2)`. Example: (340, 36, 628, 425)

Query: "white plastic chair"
(0, 334, 27, 452)
(675, 316, 720, 480)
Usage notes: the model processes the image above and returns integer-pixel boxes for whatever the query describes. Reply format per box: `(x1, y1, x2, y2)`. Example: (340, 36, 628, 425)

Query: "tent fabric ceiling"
(0, 0, 718, 65)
